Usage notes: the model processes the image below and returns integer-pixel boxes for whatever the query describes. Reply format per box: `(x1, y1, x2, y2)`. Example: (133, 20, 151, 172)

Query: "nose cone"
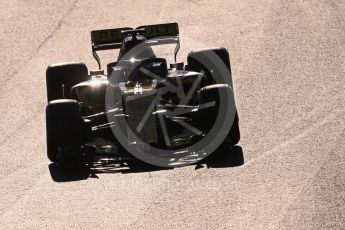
(71, 77, 108, 111)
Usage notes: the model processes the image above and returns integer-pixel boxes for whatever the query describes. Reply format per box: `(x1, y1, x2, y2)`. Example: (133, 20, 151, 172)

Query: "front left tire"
(46, 99, 84, 164)
(46, 62, 88, 102)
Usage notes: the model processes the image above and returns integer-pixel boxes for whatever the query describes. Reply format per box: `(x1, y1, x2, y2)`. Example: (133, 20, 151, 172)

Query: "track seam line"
(0, 0, 79, 96)
(242, 107, 343, 169)
(35, 0, 79, 53)
(0, 0, 80, 146)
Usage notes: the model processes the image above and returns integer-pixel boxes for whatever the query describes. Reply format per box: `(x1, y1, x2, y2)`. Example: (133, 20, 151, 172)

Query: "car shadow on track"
(200, 145, 244, 169)
(48, 146, 244, 182)
(48, 161, 170, 182)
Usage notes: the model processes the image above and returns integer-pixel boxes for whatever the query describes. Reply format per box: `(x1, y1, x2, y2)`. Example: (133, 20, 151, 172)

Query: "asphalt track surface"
(1, 0, 345, 229)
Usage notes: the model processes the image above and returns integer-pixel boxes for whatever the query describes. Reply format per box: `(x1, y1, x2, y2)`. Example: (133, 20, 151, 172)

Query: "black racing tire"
(46, 99, 84, 163)
(187, 48, 240, 147)
(46, 62, 88, 102)
(195, 84, 240, 148)
(186, 47, 232, 86)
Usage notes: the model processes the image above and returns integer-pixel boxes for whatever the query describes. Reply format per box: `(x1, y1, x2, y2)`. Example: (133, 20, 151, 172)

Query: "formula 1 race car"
(46, 22, 240, 168)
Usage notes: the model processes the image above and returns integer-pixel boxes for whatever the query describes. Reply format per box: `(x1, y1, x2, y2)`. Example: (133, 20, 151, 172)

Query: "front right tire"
(196, 84, 240, 148)
(187, 48, 240, 150)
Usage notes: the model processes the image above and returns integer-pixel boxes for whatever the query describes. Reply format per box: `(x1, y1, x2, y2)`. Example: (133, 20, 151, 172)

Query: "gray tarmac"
(0, 0, 344, 229)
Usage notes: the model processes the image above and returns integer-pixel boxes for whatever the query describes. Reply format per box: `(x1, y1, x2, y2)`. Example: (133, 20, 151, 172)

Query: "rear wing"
(137, 23, 179, 40)
(91, 27, 133, 51)
(91, 23, 179, 69)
